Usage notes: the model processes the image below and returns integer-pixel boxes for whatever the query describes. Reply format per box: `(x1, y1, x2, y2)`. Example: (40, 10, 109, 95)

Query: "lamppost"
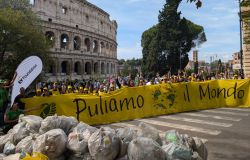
(239, 0, 244, 76)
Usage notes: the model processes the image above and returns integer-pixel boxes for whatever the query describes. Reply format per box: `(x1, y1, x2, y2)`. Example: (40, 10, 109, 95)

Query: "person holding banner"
(2, 102, 43, 133)
(14, 87, 27, 110)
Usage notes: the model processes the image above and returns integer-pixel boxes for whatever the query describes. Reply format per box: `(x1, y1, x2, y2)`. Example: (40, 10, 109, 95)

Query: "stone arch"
(61, 61, 70, 75)
(107, 63, 110, 74)
(61, 34, 69, 49)
(85, 62, 91, 75)
(73, 36, 81, 50)
(106, 43, 109, 51)
(94, 62, 99, 74)
(101, 62, 105, 74)
(84, 38, 91, 52)
(100, 42, 105, 54)
(45, 31, 55, 46)
(93, 40, 98, 53)
(74, 61, 81, 75)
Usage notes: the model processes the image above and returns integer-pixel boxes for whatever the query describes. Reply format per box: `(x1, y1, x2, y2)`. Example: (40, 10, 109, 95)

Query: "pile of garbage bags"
(0, 115, 208, 160)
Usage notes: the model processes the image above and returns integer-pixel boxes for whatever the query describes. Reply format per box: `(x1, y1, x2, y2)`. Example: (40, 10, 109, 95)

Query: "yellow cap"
(79, 87, 83, 90)
(68, 86, 72, 89)
(84, 88, 88, 91)
(36, 89, 41, 92)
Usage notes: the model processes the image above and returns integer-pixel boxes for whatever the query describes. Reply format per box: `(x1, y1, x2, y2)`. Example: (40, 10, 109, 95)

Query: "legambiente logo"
(18, 64, 37, 84)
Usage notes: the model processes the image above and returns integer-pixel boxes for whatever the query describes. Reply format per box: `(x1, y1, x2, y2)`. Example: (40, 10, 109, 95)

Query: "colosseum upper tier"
(32, 0, 118, 81)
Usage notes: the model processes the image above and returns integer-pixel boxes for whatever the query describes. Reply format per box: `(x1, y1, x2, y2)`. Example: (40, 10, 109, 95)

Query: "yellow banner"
(23, 80, 250, 125)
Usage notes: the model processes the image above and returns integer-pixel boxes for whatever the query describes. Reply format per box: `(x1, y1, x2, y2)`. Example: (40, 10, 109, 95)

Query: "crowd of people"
(34, 72, 244, 97)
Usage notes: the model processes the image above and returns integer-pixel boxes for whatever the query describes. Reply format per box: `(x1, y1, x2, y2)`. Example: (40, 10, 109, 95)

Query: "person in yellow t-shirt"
(83, 88, 89, 94)
(78, 87, 84, 94)
(67, 86, 74, 94)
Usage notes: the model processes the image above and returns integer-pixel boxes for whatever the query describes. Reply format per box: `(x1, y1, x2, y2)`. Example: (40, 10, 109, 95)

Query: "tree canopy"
(141, 0, 206, 77)
(0, 0, 50, 79)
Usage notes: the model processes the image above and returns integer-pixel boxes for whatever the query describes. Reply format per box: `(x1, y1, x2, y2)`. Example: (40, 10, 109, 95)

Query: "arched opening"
(93, 40, 98, 53)
(107, 63, 110, 74)
(106, 43, 109, 52)
(84, 38, 90, 52)
(101, 62, 105, 74)
(45, 31, 55, 46)
(85, 62, 91, 75)
(61, 61, 69, 75)
(48, 65, 53, 73)
(61, 34, 69, 49)
(100, 42, 105, 54)
(73, 36, 81, 50)
(94, 62, 99, 74)
(74, 62, 81, 75)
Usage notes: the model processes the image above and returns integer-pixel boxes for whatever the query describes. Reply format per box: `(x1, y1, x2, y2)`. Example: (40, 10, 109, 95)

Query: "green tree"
(141, 25, 160, 78)
(0, 0, 50, 79)
(141, 0, 206, 77)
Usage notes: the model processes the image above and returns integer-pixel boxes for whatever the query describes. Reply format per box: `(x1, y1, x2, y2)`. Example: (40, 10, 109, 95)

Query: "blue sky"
(90, 0, 240, 62)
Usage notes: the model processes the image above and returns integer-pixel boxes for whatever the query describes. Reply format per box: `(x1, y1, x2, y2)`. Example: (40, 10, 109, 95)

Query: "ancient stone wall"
(242, 3, 250, 78)
(32, 0, 118, 81)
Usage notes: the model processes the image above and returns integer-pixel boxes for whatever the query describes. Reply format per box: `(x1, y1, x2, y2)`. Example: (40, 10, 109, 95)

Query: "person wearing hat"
(83, 88, 89, 94)
(78, 86, 84, 94)
(67, 85, 73, 94)
(41, 87, 52, 97)
(2, 102, 43, 134)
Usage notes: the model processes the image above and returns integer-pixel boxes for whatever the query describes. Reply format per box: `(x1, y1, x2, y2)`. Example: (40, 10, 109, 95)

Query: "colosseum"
(31, 0, 118, 81)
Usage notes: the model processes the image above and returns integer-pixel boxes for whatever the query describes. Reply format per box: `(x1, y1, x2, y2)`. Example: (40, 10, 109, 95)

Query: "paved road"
(100, 107, 250, 160)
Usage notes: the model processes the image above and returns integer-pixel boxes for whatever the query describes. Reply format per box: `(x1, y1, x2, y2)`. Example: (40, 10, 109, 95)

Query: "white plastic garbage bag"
(19, 115, 43, 133)
(137, 122, 162, 146)
(0, 133, 13, 152)
(59, 116, 78, 134)
(3, 141, 16, 155)
(88, 128, 120, 160)
(39, 115, 78, 135)
(12, 122, 30, 145)
(67, 128, 92, 154)
(116, 127, 139, 143)
(16, 136, 35, 154)
(33, 129, 67, 159)
(127, 137, 165, 160)
(73, 122, 97, 134)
